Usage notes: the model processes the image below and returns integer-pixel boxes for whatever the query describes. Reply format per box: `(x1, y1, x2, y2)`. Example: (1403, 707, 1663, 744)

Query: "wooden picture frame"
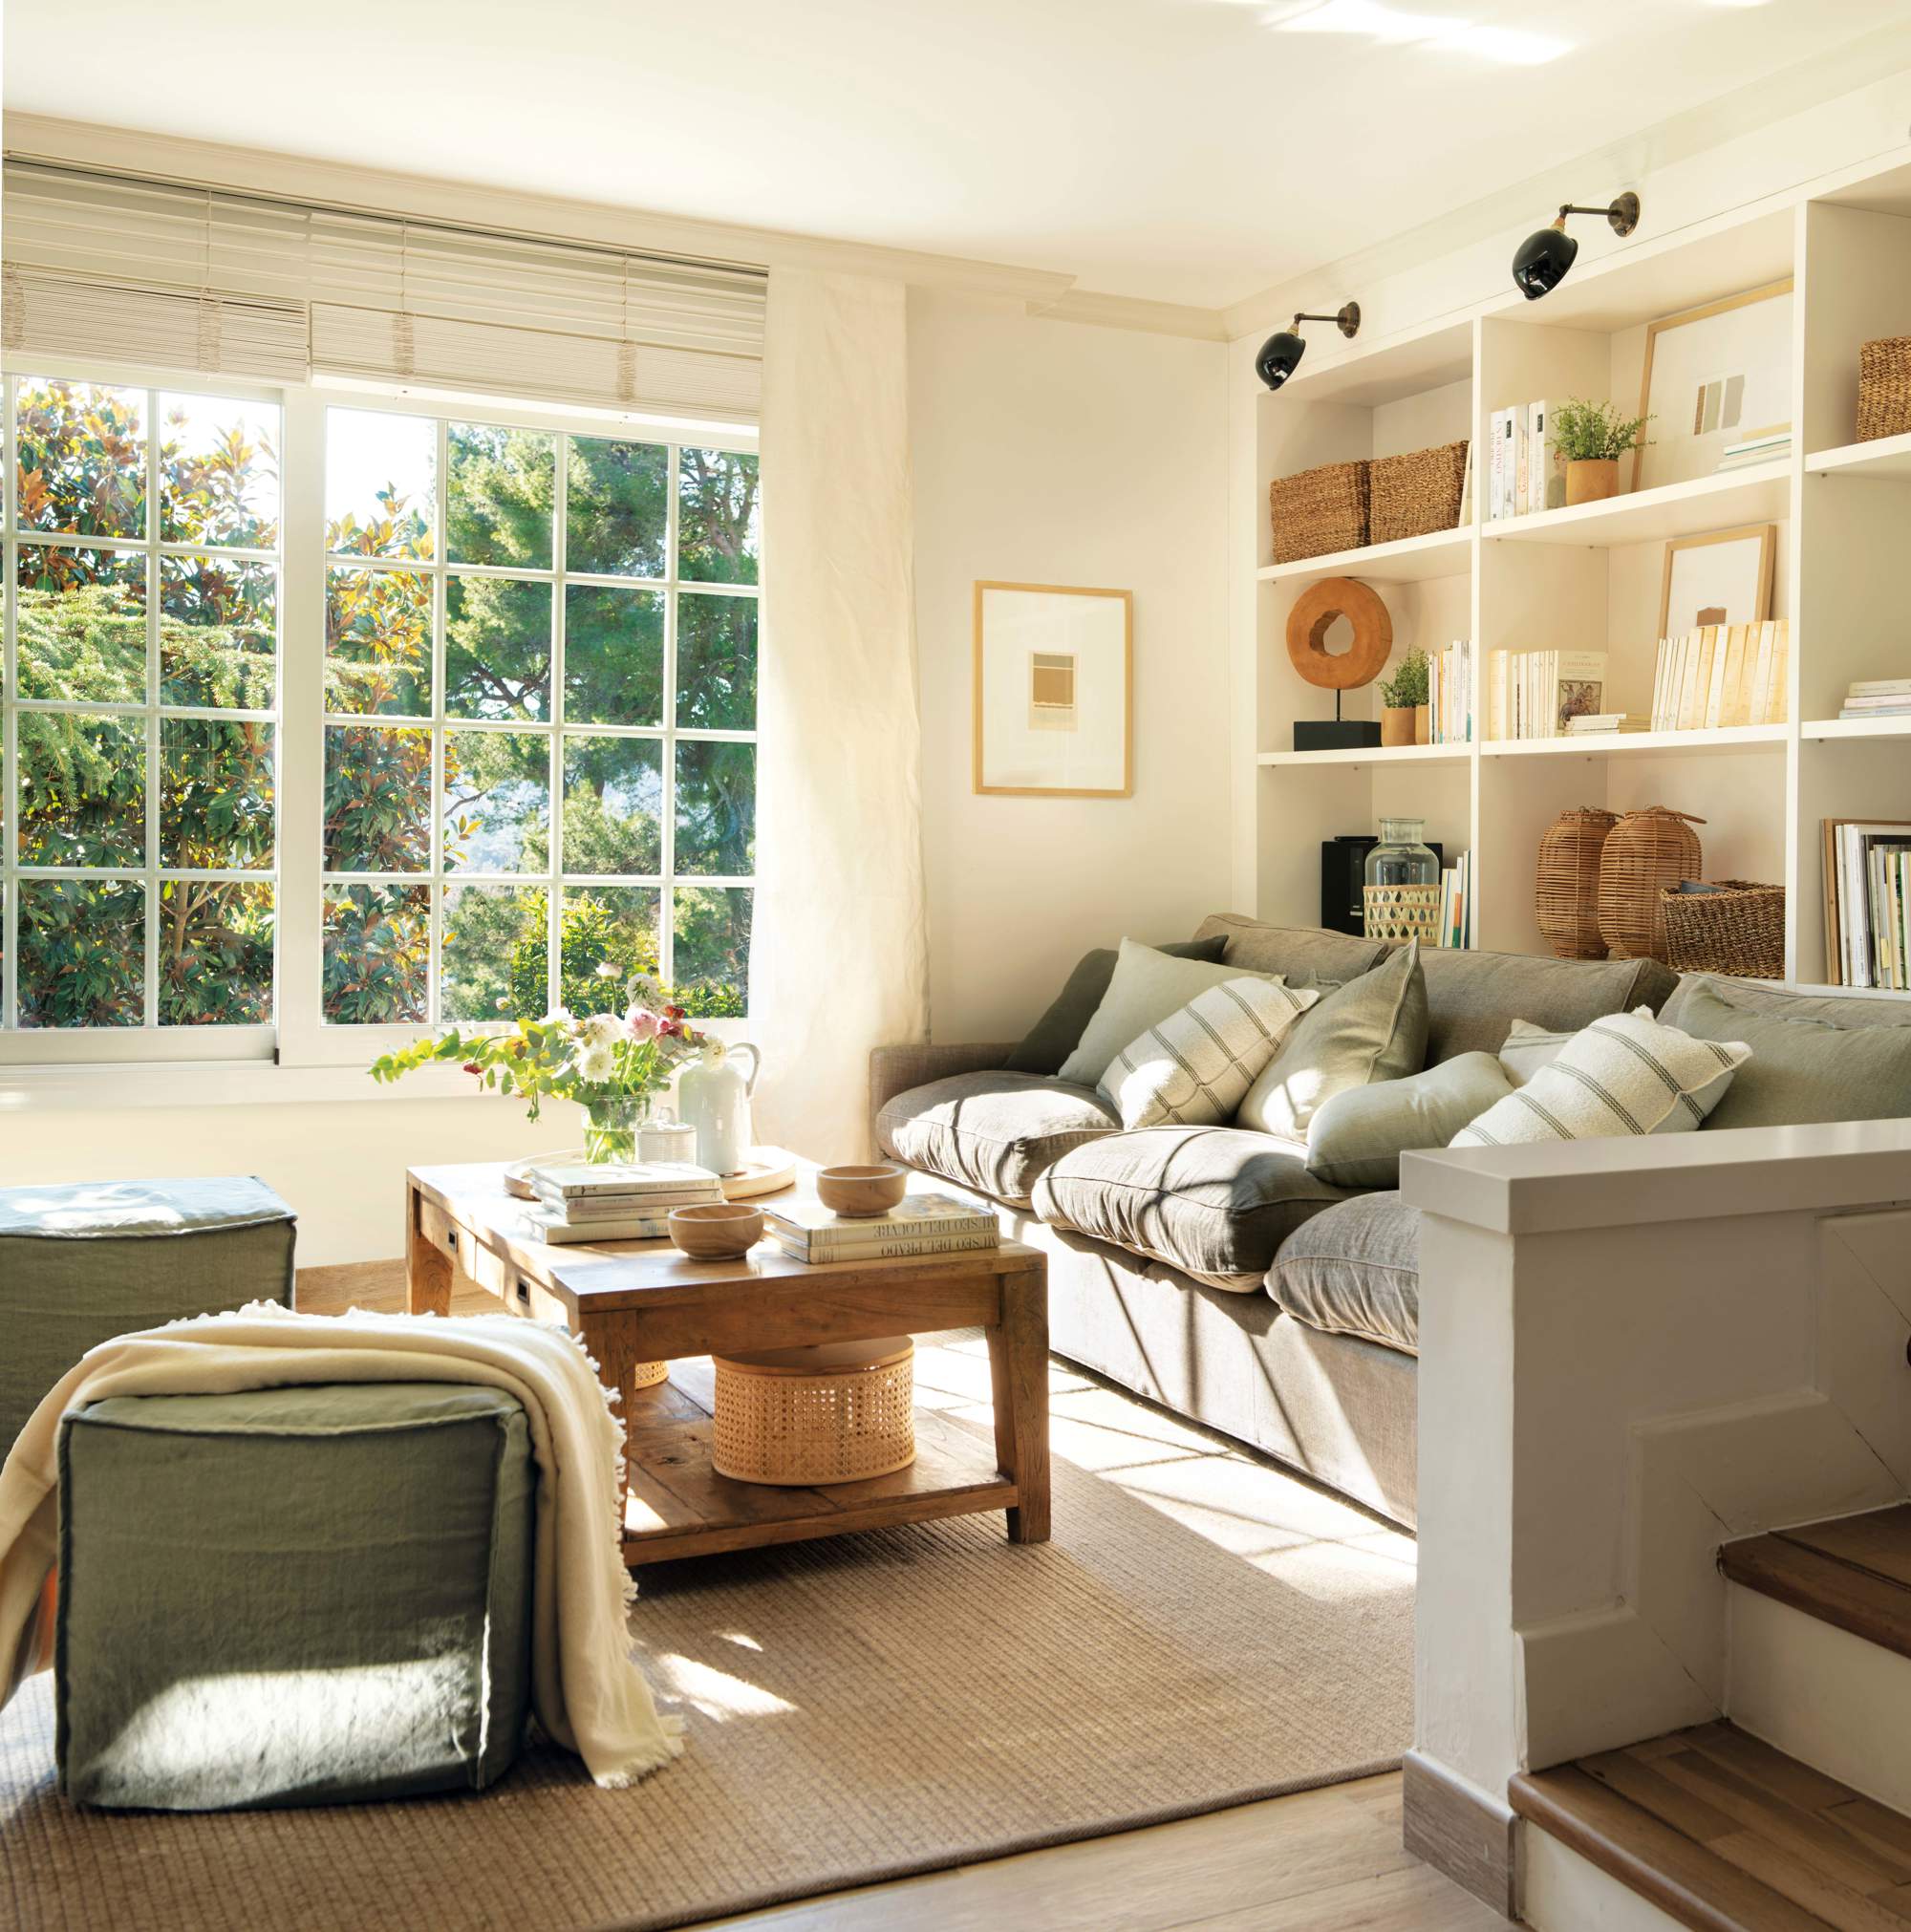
(1658, 523, 1776, 638)
(1632, 278, 1793, 492)
(973, 581, 1133, 797)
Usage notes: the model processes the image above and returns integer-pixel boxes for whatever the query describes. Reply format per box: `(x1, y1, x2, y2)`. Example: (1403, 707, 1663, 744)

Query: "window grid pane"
(3, 375, 284, 1035)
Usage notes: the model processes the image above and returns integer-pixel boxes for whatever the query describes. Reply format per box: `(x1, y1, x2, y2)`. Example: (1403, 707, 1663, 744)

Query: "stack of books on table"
(1823, 818, 1911, 987)
(1650, 621, 1789, 731)
(762, 1191, 999, 1264)
(522, 1160, 724, 1244)
(1715, 426, 1792, 473)
(1838, 677, 1911, 721)
(1565, 713, 1650, 737)
(1486, 649, 1606, 740)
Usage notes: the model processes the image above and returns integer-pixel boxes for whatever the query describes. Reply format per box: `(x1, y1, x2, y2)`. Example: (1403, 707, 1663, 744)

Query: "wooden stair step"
(1510, 1721, 1911, 1930)
(1722, 1506, 1911, 1663)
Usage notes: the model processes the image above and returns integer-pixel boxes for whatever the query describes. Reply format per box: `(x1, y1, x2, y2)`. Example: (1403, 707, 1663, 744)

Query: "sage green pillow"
(1236, 940, 1428, 1143)
(1006, 934, 1227, 1076)
(1057, 938, 1273, 1087)
(1305, 1051, 1514, 1189)
(1497, 1018, 1576, 1088)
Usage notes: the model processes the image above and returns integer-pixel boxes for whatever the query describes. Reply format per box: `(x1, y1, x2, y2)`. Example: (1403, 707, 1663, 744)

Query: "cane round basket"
(1598, 807, 1705, 963)
(1271, 459, 1370, 564)
(712, 1339, 914, 1486)
(1535, 806, 1619, 959)
(1857, 337, 1911, 443)
(1370, 439, 1471, 546)
(1660, 881, 1786, 979)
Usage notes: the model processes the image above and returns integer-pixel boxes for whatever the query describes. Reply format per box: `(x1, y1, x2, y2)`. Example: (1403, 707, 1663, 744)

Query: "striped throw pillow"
(1450, 1007, 1750, 1148)
(1099, 977, 1321, 1130)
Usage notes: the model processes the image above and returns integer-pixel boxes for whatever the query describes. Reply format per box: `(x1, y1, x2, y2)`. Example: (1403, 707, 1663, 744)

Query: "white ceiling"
(3, 0, 1904, 310)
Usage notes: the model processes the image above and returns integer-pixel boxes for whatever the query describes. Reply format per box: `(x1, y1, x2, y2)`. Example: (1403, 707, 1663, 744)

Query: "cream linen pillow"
(1057, 937, 1272, 1086)
(1098, 977, 1321, 1129)
(1451, 1007, 1750, 1147)
(1496, 1018, 1576, 1088)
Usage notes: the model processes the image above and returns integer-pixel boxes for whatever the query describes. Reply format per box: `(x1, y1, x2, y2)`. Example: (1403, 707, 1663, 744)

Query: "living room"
(5, 5, 1911, 1929)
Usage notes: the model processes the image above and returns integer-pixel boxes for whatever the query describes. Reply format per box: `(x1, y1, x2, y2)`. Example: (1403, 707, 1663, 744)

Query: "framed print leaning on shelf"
(1660, 523, 1775, 638)
(1633, 278, 1793, 491)
(973, 581, 1132, 797)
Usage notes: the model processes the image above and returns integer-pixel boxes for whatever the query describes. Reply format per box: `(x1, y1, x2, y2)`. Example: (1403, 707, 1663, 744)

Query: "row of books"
(1565, 713, 1649, 736)
(1424, 638, 1473, 744)
(1716, 425, 1791, 473)
(1434, 851, 1474, 950)
(762, 1191, 998, 1263)
(1649, 621, 1789, 733)
(522, 1160, 725, 1243)
(1824, 818, 1911, 989)
(1485, 648, 1605, 740)
(1838, 677, 1911, 721)
(1486, 400, 1561, 521)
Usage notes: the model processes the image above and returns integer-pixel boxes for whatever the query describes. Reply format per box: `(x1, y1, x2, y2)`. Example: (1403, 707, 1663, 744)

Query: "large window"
(3, 375, 281, 1038)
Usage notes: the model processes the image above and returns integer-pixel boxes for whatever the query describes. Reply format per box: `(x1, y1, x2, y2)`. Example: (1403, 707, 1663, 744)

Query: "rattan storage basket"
(1270, 459, 1370, 564)
(1598, 807, 1705, 963)
(1660, 880, 1785, 979)
(1857, 336, 1911, 443)
(712, 1340, 915, 1486)
(1535, 806, 1619, 960)
(1369, 440, 1470, 546)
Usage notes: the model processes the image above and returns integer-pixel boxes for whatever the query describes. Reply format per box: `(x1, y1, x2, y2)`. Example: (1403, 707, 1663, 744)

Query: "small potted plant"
(1378, 647, 1430, 747)
(1550, 397, 1651, 505)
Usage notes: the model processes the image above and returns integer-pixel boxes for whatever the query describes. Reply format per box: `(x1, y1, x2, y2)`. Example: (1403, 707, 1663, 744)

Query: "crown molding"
(1032, 287, 1229, 343)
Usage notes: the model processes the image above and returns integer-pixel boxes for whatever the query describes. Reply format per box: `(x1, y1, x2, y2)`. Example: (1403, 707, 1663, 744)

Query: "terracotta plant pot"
(1413, 703, 1430, 745)
(1565, 458, 1620, 505)
(1381, 706, 1416, 748)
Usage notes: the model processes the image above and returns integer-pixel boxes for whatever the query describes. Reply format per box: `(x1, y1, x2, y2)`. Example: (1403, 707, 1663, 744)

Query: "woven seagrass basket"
(1598, 806, 1705, 963)
(1660, 880, 1785, 979)
(1535, 806, 1619, 960)
(1271, 459, 1370, 564)
(712, 1340, 915, 1486)
(1370, 439, 1470, 546)
(1857, 337, 1911, 443)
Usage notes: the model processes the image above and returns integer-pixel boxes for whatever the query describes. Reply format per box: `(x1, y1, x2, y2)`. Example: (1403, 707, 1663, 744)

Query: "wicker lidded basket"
(1270, 459, 1370, 564)
(712, 1338, 915, 1486)
(1535, 807, 1619, 960)
(1857, 337, 1911, 443)
(1598, 807, 1705, 963)
(1660, 881, 1785, 979)
(1370, 440, 1471, 546)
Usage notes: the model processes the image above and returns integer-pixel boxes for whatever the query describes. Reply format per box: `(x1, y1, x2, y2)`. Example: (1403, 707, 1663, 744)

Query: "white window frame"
(1, 361, 759, 1078)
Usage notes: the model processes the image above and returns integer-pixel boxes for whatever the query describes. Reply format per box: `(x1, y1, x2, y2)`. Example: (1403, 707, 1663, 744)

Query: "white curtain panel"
(749, 268, 930, 1160)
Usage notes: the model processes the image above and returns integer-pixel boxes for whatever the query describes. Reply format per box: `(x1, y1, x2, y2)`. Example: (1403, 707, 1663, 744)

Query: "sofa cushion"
(1417, 947, 1678, 1062)
(1004, 935, 1227, 1076)
(876, 1071, 1118, 1206)
(1658, 976, 1911, 1129)
(1058, 939, 1278, 1087)
(1305, 1051, 1514, 1189)
(1270, 1192, 1421, 1356)
(1031, 1127, 1352, 1292)
(1237, 940, 1428, 1142)
(1100, 977, 1320, 1127)
(1194, 913, 1387, 985)
(1496, 1018, 1576, 1086)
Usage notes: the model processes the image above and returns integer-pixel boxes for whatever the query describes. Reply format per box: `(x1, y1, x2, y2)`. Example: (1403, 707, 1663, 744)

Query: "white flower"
(577, 1042, 616, 1083)
(580, 1012, 622, 1046)
(595, 959, 619, 979)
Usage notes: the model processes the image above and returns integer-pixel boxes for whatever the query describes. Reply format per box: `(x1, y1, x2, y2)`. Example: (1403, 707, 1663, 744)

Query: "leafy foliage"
(1379, 647, 1429, 710)
(1551, 397, 1651, 463)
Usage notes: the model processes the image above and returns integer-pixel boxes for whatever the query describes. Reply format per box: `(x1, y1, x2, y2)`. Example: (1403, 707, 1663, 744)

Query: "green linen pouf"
(56, 1381, 535, 1811)
(0, 1177, 296, 1463)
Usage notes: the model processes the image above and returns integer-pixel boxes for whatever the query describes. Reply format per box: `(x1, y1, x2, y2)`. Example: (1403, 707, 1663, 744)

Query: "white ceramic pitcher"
(677, 1039, 761, 1177)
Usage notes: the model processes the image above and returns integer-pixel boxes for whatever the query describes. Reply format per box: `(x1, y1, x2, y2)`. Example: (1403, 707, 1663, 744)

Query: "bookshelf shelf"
(1479, 462, 1791, 549)
(1479, 725, 1788, 761)
(1800, 715, 1911, 741)
(1259, 741, 1471, 768)
(1804, 432, 1911, 483)
(1257, 527, 1471, 585)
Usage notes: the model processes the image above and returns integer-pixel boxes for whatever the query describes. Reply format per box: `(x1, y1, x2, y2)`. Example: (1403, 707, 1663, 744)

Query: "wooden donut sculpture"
(1284, 576, 1392, 691)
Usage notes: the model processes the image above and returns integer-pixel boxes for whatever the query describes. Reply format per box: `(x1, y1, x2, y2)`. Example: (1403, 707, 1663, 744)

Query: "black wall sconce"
(1511, 192, 1641, 300)
(1256, 302, 1361, 391)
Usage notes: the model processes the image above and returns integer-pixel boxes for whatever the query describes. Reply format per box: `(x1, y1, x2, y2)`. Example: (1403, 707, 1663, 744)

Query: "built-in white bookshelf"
(1245, 162, 1911, 994)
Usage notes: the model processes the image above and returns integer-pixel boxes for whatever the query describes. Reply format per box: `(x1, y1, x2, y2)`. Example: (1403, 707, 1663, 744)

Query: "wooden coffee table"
(404, 1162, 1049, 1566)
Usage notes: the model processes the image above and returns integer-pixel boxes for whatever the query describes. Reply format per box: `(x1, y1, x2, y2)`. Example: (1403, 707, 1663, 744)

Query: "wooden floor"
(1512, 1720, 1911, 1930)
(1722, 1505, 1911, 1664)
(296, 1262, 1509, 1932)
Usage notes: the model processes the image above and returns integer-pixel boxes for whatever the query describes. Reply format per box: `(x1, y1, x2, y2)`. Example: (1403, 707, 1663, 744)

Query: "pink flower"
(626, 1005, 663, 1041)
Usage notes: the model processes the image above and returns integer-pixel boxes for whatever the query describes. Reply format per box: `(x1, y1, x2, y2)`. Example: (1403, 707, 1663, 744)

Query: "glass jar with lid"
(1363, 817, 1441, 946)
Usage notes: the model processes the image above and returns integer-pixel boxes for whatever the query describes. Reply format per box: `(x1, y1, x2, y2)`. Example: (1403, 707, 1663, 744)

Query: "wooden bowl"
(816, 1163, 909, 1218)
(668, 1203, 764, 1260)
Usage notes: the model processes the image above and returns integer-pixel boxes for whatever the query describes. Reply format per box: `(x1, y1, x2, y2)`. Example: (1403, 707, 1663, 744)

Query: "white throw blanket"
(0, 1301, 682, 1788)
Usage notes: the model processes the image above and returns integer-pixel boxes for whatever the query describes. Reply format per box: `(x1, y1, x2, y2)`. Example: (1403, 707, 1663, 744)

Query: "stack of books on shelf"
(762, 1191, 999, 1264)
(1435, 850, 1474, 949)
(1487, 400, 1562, 520)
(1649, 620, 1789, 732)
(1564, 714, 1649, 737)
(1823, 818, 1911, 988)
(1486, 648, 1606, 740)
(1426, 638, 1472, 744)
(1714, 425, 1791, 473)
(521, 1160, 724, 1243)
(1838, 677, 1911, 721)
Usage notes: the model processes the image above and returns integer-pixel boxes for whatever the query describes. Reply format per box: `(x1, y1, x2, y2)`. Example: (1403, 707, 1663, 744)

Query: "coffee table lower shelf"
(622, 1363, 1018, 1566)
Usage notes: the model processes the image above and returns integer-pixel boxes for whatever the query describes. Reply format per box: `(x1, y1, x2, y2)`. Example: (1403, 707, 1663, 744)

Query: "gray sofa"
(869, 912, 1911, 1529)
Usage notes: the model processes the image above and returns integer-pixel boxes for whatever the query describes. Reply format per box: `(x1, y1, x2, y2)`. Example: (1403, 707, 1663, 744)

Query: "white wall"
(908, 289, 1233, 1044)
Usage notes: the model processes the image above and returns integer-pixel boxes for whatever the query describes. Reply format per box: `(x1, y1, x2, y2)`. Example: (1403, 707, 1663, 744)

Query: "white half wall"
(908, 289, 1232, 1044)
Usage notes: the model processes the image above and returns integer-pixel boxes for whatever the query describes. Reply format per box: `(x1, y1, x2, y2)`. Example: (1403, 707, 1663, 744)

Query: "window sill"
(0, 1059, 490, 1112)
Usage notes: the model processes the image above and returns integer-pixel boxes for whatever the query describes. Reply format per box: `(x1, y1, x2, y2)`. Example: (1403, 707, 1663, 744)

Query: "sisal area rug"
(0, 1342, 1412, 1932)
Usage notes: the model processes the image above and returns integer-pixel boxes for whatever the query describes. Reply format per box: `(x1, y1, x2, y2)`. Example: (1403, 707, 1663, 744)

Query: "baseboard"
(1402, 1748, 1517, 1919)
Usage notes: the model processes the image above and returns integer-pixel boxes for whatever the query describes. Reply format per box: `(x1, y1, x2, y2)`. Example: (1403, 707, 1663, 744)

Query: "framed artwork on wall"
(1659, 523, 1776, 637)
(1633, 278, 1793, 491)
(973, 581, 1132, 797)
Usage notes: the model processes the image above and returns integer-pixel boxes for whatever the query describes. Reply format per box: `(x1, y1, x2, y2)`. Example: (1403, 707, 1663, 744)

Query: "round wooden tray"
(503, 1146, 800, 1202)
